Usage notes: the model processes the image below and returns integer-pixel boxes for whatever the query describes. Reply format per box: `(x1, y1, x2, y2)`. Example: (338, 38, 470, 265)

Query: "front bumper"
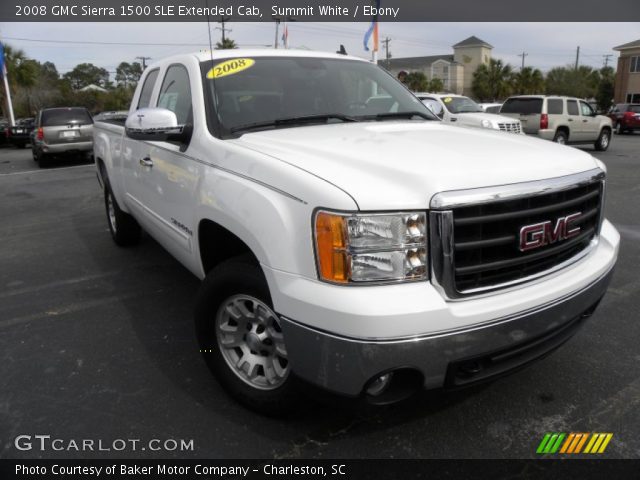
(280, 267, 613, 397)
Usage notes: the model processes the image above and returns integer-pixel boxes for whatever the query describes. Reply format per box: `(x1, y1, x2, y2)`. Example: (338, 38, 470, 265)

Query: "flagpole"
(2, 66, 14, 126)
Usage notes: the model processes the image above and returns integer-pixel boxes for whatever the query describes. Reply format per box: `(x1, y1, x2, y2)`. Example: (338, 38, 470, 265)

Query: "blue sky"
(1, 22, 638, 77)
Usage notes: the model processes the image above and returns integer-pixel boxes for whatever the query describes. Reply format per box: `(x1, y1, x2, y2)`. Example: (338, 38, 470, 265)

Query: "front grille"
(497, 122, 522, 134)
(449, 180, 602, 293)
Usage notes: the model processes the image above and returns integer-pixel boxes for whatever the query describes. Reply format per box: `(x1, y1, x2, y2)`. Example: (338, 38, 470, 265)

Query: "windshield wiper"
(230, 114, 359, 134)
(368, 111, 434, 121)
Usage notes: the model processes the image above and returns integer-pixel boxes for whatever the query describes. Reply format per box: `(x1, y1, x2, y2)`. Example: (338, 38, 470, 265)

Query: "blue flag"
(0, 42, 5, 78)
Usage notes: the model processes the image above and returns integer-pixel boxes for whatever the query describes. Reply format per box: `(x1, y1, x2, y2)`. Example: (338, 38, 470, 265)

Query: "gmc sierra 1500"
(94, 50, 619, 414)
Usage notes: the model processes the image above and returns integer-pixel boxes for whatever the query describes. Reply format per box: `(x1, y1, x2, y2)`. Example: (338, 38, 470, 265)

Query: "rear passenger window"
(157, 65, 192, 125)
(547, 99, 563, 115)
(567, 100, 579, 116)
(137, 69, 159, 110)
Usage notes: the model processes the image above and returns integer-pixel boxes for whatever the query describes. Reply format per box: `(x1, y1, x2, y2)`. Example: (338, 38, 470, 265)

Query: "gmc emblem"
(519, 212, 582, 252)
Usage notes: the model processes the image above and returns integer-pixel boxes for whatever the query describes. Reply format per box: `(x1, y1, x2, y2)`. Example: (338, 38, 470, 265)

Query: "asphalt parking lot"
(0, 135, 639, 460)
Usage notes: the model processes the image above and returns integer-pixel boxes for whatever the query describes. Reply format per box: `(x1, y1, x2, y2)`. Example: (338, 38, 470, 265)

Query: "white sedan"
(415, 93, 522, 134)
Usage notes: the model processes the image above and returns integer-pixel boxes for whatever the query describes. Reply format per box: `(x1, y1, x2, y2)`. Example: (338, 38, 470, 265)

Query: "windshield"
(202, 56, 436, 137)
(441, 96, 483, 114)
(42, 108, 92, 126)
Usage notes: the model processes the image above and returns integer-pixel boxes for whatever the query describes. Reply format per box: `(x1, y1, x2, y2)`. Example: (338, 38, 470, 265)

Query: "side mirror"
(125, 107, 188, 142)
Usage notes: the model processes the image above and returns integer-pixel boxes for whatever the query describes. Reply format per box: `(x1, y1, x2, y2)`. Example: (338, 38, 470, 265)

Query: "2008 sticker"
(207, 58, 255, 79)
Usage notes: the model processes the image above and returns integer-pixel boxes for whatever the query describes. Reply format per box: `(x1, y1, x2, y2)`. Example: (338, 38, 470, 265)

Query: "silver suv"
(32, 107, 94, 167)
(500, 95, 613, 151)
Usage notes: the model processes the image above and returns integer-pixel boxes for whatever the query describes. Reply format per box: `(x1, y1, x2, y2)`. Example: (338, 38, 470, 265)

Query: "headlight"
(314, 211, 427, 284)
(481, 119, 493, 129)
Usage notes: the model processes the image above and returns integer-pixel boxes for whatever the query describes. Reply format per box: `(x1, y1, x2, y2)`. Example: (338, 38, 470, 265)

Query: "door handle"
(582, 119, 588, 122)
(139, 156, 153, 167)
(568, 119, 573, 122)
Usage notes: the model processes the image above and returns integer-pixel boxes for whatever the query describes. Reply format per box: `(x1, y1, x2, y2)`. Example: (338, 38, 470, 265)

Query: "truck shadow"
(74, 216, 495, 454)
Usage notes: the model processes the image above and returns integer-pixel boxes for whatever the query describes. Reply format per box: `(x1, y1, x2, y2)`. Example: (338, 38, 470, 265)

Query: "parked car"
(0, 119, 9, 146)
(7, 117, 35, 148)
(478, 103, 502, 114)
(415, 93, 523, 134)
(31, 107, 94, 167)
(500, 95, 613, 151)
(94, 50, 618, 414)
(608, 103, 640, 134)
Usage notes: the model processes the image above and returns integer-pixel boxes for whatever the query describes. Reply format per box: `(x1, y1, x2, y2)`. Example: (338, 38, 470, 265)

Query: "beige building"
(613, 39, 640, 103)
(379, 36, 493, 95)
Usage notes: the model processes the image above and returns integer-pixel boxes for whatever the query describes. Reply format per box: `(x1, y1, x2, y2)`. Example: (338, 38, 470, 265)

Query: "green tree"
(595, 66, 615, 112)
(0, 44, 39, 118)
(513, 67, 545, 95)
(545, 65, 600, 99)
(115, 62, 143, 88)
(428, 77, 444, 93)
(62, 63, 109, 89)
(403, 71, 429, 92)
(472, 59, 514, 102)
(15, 60, 62, 116)
(215, 38, 238, 50)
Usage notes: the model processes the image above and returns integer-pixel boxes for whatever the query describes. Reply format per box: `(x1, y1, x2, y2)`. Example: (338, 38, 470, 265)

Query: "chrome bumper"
(279, 267, 614, 397)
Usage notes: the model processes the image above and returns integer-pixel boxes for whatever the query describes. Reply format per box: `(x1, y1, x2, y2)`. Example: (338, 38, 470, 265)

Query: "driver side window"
(580, 101, 594, 117)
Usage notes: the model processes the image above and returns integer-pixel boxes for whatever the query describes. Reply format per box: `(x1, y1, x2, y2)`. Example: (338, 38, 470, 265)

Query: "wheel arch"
(198, 219, 260, 276)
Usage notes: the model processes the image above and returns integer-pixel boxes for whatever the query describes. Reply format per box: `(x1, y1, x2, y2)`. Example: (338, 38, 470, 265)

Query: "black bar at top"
(2, 0, 640, 22)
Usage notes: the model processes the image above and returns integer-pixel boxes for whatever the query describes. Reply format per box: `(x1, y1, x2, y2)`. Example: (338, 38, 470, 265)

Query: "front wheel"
(594, 129, 611, 151)
(104, 183, 141, 246)
(553, 130, 568, 145)
(195, 258, 299, 415)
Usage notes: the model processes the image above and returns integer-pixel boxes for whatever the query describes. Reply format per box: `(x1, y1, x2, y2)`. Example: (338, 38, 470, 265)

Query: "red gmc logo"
(519, 212, 582, 252)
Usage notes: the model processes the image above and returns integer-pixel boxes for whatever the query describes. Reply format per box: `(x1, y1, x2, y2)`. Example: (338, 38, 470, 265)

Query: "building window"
(630, 56, 640, 73)
(627, 93, 640, 103)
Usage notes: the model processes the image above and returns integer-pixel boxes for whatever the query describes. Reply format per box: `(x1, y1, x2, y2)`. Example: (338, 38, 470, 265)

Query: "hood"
(230, 121, 600, 210)
(453, 112, 519, 126)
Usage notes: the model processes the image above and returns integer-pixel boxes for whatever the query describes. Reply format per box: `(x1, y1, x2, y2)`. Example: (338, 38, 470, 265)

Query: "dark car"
(7, 117, 35, 148)
(0, 120, 9, 146)
(32, 107, 93, 167)
(609, 103, 640, 134)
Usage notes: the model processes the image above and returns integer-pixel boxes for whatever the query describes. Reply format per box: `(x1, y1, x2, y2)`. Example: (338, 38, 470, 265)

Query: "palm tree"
(215, 38, 238, 50)
(514, 67, 545, 95)
(403, 72, 429, 92)
(472, 59, 514, 102)
(0, 44, 38, 118)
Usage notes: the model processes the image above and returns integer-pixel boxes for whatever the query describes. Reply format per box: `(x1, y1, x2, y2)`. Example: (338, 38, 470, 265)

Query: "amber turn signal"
(315, 212, 349, 283)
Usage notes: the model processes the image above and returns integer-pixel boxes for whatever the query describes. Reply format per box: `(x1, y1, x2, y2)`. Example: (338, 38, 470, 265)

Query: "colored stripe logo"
(536, 433, 613, 454)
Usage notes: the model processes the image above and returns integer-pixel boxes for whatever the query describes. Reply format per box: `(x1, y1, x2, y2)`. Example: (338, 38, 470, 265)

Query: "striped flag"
(0, 42, 6, 78)
(363, 0, 380, 52)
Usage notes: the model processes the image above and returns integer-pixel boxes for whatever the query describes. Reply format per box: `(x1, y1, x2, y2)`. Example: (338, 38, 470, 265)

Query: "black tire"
(32, 148, 38, 162)
(104, 183, 141, 246)
(36, 150, 49, 168)
(553, 130, 568, 145)
(195, 258, 300, 416)
(594, 129, 611, 152)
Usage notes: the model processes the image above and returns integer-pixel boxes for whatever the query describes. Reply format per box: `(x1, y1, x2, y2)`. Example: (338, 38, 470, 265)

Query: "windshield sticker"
(207, 58, 255, 79)
(443, 97, 453, 103)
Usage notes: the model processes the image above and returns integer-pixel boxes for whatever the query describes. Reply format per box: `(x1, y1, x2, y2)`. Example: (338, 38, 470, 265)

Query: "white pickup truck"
(94, 50, 619, 414)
